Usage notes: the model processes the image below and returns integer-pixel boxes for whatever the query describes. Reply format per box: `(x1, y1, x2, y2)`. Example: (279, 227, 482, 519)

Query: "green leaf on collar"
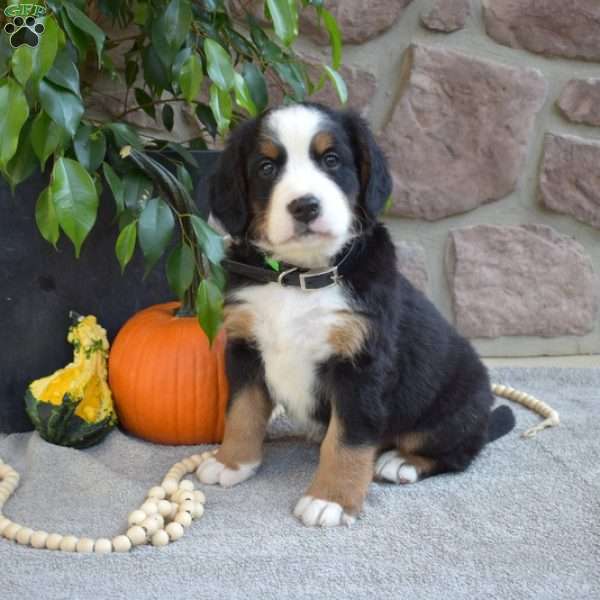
(265, 257, 280, 271)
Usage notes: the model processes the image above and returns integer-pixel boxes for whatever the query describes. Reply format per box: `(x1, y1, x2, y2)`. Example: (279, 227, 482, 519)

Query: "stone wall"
(294, 0, 600, 357)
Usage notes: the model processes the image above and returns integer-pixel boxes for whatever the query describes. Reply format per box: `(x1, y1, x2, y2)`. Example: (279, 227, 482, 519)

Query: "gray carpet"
(1, 367, 599, 600)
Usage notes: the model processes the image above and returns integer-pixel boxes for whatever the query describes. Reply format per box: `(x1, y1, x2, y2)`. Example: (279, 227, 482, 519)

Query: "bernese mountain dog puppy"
(197, 102, 515, 527)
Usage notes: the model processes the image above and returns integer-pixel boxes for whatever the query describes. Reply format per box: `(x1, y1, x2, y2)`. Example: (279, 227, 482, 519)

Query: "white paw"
(195, 456, 259, 488)
(375, 451, 418, 484)
(293, 495, 356, 527)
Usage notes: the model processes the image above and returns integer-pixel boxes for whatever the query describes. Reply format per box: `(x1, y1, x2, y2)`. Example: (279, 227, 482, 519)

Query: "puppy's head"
(209, 103, 392, 267)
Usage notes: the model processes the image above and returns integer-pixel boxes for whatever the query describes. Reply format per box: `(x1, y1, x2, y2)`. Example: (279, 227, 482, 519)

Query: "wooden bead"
(140, 501, 158, 516)
(112, 535, 132, 553)
(76, 537, 95, 553)
(179, 479, 195, 491)
(175, 511, 192, 528)
(0, 465, 14, 477)
(192, 503, 205, 519)
(126, 526, 146, 546)
(128, 510, 147, 526)
(59, 535, 78, 552)
(148, 486, 166, 500)
(165, 522, 184, 541)
(180, 500, 195, 514)
(189, 454, 204, 466)
(182, 458, 196, 473)
(46, 533, 63, 550)
(16, 527, 33, 545)
(141, 517, 160, 535)
(3, 522, 21, 540)
(169, 503, 178, 520)
(30, 530, 49, 549)
(151, 529, 169, 547)
(193, 490, 206, 504)
(0, 517, 11, 534)
(170, 490, 184, 504)
(162, 479, 178, 495)
(158, 500, 172, 517)
(179, 491, 194, 503)
(94, 538, 113, 554)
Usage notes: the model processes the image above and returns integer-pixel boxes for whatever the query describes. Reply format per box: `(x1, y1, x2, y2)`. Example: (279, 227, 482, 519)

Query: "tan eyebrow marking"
(312, 131, 335, 155)
(258, 138, 280, 159)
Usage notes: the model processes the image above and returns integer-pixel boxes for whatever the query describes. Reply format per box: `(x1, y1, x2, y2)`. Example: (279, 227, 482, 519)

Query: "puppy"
(198, 103, 515, 527)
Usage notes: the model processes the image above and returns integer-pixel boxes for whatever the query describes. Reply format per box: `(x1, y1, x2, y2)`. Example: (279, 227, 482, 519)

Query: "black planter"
(0, 150, 220, 433)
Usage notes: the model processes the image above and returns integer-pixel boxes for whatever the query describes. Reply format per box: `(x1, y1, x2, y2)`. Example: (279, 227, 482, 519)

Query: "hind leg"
(375, 427, 486, 485)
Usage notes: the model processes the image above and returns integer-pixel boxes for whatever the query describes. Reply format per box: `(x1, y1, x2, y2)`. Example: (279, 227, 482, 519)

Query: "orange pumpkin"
(108, 302, 228, 445)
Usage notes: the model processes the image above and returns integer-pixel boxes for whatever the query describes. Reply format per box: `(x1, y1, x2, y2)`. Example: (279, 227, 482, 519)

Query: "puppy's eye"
(322, 152, 340, 170)
(259, 160, 277, 179)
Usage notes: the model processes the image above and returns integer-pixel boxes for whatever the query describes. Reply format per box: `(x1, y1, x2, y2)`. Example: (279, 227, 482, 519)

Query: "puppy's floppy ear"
(343, 110, 392, 220)
(208, 120, 254, 236)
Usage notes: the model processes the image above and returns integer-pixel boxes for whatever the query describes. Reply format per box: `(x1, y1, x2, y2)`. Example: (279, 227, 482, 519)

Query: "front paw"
(293, 495, 356, 527)
(195, 451, 260, 488)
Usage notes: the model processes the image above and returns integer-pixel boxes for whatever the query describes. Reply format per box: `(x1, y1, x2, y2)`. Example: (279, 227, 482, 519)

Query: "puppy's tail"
(487, 406, 516, 443)
(491, 383, 560, 439)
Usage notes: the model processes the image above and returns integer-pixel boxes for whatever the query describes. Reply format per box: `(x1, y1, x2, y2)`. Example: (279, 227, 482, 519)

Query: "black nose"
(287, 195, 321, 223)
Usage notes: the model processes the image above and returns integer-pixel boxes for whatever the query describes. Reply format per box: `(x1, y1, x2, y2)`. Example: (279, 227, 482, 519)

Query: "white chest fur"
(232, 283, 351, 433)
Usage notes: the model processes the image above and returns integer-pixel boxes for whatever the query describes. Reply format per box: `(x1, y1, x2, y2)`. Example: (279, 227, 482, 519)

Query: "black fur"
(210, 103, 514, 482)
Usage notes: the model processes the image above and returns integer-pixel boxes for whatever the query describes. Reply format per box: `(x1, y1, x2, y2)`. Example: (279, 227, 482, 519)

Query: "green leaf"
(210, 262, 227, 292)
(152, 0, 192, 68)
(195, 103, 218, 139)
(74, 124, 106, 172)
(125, 60, 138, 87)
(35, 186, 60, 247)
(323, 65, 348, 105)
(0, 31, 11, 79)
(138, 197, 175, 275)
(142, 44, 171, 92)
(105, 122, 143, 149)
(134, 87, 156, 119)
(163, 104, 174, 132)
(190, 214, 224, 265)
(166, 243, 195, 299)
(115, 221, 137, 273)
(266, 0, 299, 46)
(176, 163, 193, 194)
(167, 142, 198, 167)
(4, 120, 37, 191)
(209, 84, 232, 136)
(31, 15, 59, 82)
(233, 72, 257, 116)
(59, 9, 91, 59)
(123, 171, 153, 215)
(102, 162, 124, 217)
(11, 46, 34, 87)
(242, 63, 268, 114)
(50, 157, 99, 258)
(274, 61, 307, 100)
(265, 257, 280, 271)
(0, 78, 29, 169)
(64, 3, 106, 65)
(39, 79, 84, 137)
(204, 38, 235, 91)
(196, 279, 223, 344)
(179, 51, 204, 103)
(45, 49, 81, 97)
(31, 111, 69, 170)
(320, 8, 342, 70)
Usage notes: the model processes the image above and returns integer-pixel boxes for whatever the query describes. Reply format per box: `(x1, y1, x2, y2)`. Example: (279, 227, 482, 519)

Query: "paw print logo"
(4, 16, 45, 48)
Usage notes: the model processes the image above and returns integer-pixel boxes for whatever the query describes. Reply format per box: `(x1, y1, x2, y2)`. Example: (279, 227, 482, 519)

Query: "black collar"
(222, 240, 357, 291)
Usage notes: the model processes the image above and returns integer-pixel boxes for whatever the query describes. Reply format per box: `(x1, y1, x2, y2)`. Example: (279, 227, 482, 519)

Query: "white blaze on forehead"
(262, 105, 353, 266)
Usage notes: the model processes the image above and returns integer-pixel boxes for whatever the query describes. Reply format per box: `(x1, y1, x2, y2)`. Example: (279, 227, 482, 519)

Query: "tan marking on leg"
(327, 311, 369, 359)
(216, 385, 272, 469)
(397, 431, 427, 455)
(312, 131, 335, 155)
(223, 305, 255, 341)
(306, 411, 376, 515)
(258, 137, 281, 160)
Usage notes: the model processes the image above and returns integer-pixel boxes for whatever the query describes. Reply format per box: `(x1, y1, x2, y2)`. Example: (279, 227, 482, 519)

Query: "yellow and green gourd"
(25, 313, 118, 448)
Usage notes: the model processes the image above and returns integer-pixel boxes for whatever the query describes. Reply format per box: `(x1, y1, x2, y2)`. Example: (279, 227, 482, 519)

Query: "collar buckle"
(299, 266, 341, 291)
(277, 267, 298, 287)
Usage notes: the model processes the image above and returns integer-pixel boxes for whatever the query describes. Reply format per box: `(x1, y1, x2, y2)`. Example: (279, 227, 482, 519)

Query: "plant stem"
(116, 96, 198, 119)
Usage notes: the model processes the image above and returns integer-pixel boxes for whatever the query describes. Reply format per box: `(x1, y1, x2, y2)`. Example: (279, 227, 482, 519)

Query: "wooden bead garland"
(0, 451, 213, 554)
